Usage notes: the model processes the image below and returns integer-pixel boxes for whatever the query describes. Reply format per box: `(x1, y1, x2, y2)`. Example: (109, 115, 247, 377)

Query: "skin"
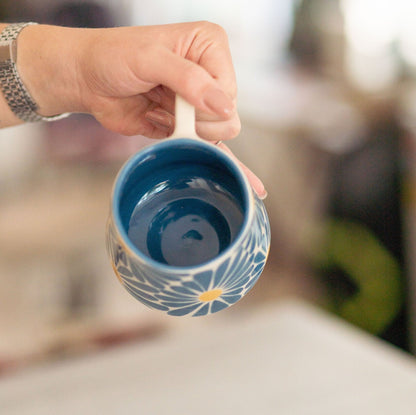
(0, 21, 266, 198)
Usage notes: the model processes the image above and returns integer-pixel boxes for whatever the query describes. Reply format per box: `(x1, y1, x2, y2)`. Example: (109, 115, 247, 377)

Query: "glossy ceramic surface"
(106, 138, 270, 316)
(106, 96, 270, 316)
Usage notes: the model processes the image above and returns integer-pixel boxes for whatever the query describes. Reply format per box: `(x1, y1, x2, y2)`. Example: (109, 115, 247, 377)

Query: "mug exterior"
(106, 138, 270, 317)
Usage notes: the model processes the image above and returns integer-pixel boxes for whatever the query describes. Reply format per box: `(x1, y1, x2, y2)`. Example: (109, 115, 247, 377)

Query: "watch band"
(0, 22, 69, 122)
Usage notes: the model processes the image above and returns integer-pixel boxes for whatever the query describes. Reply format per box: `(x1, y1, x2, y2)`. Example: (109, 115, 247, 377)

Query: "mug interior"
(113, 138, 251, 268)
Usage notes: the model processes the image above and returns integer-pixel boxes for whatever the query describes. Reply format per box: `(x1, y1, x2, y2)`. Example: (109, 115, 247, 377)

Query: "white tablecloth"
(1, 300, 416, 414)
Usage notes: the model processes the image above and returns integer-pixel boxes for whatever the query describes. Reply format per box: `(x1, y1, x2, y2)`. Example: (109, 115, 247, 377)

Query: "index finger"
(218, 142, 267, 199)
(194, 24, 238, 99)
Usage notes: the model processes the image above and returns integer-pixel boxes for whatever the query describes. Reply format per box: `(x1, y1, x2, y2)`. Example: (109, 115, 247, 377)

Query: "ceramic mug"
(106, 96, 270, 316)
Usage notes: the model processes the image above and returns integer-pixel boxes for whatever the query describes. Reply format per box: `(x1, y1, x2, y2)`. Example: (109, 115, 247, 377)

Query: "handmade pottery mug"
(106, 96, 270, 316)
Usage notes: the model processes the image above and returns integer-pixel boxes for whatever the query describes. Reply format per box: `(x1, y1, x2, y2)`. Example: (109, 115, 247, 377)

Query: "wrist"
(16, 24, 86, 117)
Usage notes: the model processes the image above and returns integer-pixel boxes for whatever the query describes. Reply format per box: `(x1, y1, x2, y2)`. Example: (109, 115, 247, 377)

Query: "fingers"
(145, 107, 240, 141)
(143, 50, 234, 118)
(112, 22, 239, 138)
(85, 22, 242, 142)
(196, 113, 241, 141)
(136, 22, 237, 120)
(194, 23, 237, 97)
(144, 85, 240, 140)
(217, 142, 268, 200)
(144, 108, 174, 136)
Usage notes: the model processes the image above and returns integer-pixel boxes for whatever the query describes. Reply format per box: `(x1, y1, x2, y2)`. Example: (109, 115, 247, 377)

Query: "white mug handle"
(172, 95, 199, 139)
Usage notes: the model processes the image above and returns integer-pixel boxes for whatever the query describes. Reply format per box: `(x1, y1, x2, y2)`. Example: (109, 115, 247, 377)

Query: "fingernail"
(203, 88, 234, 117)
(145, 110, 172, 129)
(258, 190, 268, 200)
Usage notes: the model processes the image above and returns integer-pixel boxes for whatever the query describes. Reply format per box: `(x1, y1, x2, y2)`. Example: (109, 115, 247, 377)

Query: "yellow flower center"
(199, 288, 223, 302)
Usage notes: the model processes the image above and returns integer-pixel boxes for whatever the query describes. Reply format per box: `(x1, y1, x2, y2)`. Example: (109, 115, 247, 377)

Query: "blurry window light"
(397, 7, 416, 69)
(341, 0, 400, 56)
(129, 0, 296, 73)
(345, 47, 399, 92)
(341, 0, 408, 91)
(342, 0, 416, 87)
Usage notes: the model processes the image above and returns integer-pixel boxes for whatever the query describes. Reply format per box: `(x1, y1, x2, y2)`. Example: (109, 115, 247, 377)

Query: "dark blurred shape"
(49, 1, 115, 28)
(0, 1, 10, 21)
(289, 0, 323, 71)
(318, 108, 409, 350)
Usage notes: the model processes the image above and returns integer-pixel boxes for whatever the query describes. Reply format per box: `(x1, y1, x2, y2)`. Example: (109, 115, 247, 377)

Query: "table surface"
(1, 299, 416, 415)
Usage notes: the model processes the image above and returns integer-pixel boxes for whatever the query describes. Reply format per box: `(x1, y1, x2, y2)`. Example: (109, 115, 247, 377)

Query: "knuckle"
(201, 21, 226, 37)
(217, 119, 241, 140)
(226, 119, 241, 139)
(193, 21, 228, 42)
(222, 112, 241, 138)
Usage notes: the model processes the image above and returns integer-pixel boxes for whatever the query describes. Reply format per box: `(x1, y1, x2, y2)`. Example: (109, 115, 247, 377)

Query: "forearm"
(0, 23, 87, 128)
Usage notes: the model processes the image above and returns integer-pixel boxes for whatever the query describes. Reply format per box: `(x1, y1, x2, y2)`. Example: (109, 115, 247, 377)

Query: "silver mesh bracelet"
(0, 22, 69, 122)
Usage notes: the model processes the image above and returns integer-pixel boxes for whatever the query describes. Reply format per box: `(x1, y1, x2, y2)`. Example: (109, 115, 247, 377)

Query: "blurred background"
(1, 0, 416, 374)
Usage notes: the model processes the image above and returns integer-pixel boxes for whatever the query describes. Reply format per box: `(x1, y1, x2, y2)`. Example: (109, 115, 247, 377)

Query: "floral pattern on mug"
(107, 196, 270, 316)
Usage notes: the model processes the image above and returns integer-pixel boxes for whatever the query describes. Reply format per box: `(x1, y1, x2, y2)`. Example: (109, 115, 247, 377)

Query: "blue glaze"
(107, 137, 271, 316)
(112, 138, 249, 268)
(144, 198, 232, 266)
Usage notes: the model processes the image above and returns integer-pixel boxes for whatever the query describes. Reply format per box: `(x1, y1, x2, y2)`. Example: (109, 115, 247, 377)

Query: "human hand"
(13, 21, 267, 198)
(78, 22, 241, 141)
(19, 21, 239, 139)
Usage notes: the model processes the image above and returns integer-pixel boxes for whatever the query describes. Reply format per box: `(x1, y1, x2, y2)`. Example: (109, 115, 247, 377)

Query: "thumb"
(144, 49, 234, 118)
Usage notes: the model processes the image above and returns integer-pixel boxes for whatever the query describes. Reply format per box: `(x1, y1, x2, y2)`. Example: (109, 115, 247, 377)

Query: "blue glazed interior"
(113, 138, 250, 267)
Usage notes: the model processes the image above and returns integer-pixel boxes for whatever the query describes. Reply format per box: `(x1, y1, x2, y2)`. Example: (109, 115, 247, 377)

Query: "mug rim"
(110, 137, 255, 271)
